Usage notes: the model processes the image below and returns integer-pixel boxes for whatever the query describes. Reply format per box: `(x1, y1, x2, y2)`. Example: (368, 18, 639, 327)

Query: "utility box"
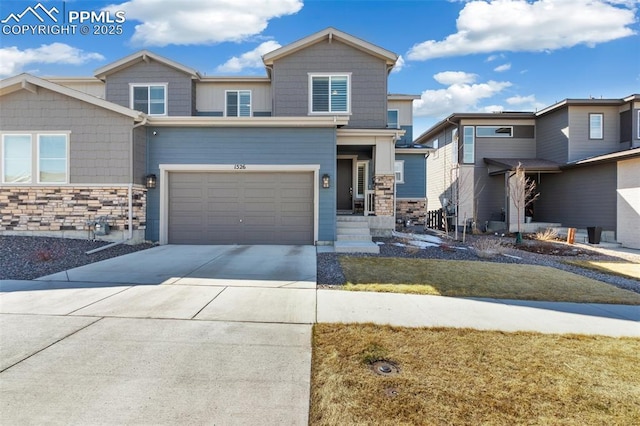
(94, 217, 110, 235)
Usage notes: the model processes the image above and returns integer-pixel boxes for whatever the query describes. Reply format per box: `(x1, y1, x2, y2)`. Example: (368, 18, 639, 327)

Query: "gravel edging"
(0, 236, 155, 280)
(318, 236, 640, 295)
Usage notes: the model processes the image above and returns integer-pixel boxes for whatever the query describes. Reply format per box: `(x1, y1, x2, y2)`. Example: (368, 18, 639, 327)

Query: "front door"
(336, 158, 353, 211)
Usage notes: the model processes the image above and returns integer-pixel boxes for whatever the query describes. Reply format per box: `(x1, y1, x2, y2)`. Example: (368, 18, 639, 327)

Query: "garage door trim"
(158, 164, 320, 245)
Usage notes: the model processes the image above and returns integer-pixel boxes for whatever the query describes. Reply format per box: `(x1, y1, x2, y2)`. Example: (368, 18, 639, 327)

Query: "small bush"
(35, 250, 54, 262)
(535, 228, 559, 242)
(472, 238, 506, 259)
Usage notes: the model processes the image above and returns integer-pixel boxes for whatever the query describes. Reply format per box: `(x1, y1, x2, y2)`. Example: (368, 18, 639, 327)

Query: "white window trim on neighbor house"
(394, 160, 404, 184)
(1, 132, 69, 184)
(589, 113, 604, 139)
(225, 90, 252, 117)
(387, 109, 399, 129)
(130, 83, 168, 116)
(308, 73, 351, 114)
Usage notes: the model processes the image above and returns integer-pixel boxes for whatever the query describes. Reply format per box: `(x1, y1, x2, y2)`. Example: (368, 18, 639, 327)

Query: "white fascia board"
(147, 116, 350, 127)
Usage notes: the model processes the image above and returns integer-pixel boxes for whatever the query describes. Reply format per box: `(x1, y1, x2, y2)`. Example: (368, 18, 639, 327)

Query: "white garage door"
(168, 172, 314, 245)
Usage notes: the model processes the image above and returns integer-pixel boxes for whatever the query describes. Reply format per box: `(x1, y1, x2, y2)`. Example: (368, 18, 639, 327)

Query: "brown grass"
(310, 324, 640, 426)
(339, 257, 640, 304)
(535, 228, 560, 241)
(565, 260, 640, 281)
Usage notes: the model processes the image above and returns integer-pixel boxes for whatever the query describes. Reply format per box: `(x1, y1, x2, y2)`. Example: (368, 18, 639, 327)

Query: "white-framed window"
(394, 160, 404, 184)
(130, 83, 167, 115)
(2, 132, 69, 184)
(589, 113, 603, 139)
(462, 126, 475, 164)
(476, 126, 513, 137)
(356, 161, 368, 198)
(309, 73, 350, 114)
(226, 90, 251, 117)
(387, 109, 399, 129)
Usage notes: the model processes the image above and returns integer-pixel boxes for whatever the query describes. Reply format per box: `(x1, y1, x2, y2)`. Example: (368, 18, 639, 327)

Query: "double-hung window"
(589, 113, 603, 139)
(131, 84, 167, 115)
(2, 133, 68, 183)
(387, 110, 399, 129)
(309, 74, 350, 114)
(226, 90, 251, 117)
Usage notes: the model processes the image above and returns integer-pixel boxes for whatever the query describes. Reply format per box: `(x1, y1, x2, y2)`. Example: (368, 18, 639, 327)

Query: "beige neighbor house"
(415, 95, 640, 249)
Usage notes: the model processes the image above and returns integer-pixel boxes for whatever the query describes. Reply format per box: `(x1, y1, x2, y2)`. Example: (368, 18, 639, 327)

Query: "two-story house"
(0, 28, 422, 252)
(415, 95, 640, 249)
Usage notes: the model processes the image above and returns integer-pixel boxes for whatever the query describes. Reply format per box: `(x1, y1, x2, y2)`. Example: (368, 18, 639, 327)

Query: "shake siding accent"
(396, 154, 425, 198)
(536, 108, 569, 163)
(104, 60, 193, 116)
(271, 40, 388, 128)
(0, 88, 133, 184)
(145, 127, 336, 242)
(568, 105, 620, 162)
(535, 163, 617, 230)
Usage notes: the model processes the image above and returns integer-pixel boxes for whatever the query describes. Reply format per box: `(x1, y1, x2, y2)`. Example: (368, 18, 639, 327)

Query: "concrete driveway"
(0, 245, 316, 425)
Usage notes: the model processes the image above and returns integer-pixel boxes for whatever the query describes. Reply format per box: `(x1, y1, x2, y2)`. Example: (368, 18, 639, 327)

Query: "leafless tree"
(509, 162, 540, 237)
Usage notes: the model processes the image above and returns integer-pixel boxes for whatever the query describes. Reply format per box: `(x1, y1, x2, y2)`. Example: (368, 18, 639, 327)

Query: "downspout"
(129, 115, 148, 240)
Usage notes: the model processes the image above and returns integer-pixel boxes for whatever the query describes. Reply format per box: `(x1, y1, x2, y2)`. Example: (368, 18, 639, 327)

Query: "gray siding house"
(0, 28, 422, 252)
(416, 95, 640, 249)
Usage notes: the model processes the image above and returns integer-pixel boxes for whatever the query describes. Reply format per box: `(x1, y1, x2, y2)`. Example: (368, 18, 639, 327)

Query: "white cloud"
(103, 0, 303, 46)
(216, 40, 281, 73)
(506, 94, 546, 110)
(494, 63, 511, 72)
(407, 0, 637, 60)
(413, 78, 512, 118)
(391, 55, 405, 73)
(433, 71, 478, 85)
(486, 54, 505, 62)
(0, 43, 104, 77)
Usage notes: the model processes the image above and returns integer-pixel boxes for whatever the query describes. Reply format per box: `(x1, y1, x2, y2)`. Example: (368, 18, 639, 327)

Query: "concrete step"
(334, 241, 380, 254)
(336, 215, 369, 222)
(336, 234, 374, 242)
(337, 221, 370, 229)
(336, 227, 371, 236)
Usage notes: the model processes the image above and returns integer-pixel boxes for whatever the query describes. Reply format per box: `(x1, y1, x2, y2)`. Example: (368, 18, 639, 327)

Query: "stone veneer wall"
(396, 199, 427, 225)
(373, 175, 395, 217)
(0, 186, 146, 241)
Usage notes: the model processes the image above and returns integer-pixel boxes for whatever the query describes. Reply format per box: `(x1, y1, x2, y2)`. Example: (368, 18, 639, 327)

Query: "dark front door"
(337, 159, 353, 211)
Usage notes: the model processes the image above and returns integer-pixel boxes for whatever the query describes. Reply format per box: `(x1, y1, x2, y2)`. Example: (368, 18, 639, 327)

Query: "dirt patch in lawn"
(310, 324, 640, 426)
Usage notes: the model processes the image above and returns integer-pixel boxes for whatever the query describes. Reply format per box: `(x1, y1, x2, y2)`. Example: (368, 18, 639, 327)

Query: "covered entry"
(167, 171, 314, 245)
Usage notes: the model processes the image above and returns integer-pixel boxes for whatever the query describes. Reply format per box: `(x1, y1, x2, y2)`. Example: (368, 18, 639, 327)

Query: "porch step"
(336, 216, 379, 254)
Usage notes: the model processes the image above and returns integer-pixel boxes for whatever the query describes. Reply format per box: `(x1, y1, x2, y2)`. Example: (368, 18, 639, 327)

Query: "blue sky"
(1, 0, 638, 135)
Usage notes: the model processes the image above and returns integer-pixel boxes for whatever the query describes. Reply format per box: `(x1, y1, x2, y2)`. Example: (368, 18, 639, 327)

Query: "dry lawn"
(310, 324, 640, 426)
(565, 260, 640, 281)
(339, 257, 640, 304)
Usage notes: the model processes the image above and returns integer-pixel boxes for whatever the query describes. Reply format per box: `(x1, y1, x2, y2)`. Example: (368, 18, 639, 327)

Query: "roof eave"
(94, 50, 200, 80)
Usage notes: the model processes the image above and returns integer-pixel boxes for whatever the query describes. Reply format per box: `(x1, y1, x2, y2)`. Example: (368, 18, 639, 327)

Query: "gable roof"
(0, 73, 144, 120)
(263, 27, 398, 67)
(94, 50, 200, 80)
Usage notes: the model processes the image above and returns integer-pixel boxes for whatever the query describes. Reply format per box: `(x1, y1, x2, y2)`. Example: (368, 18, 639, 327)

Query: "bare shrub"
(535, 228, 559, 242)
(471, 238, 506, 259)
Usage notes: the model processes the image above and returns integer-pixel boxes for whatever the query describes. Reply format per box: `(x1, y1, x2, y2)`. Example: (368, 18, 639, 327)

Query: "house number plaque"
(234, 164, 247, 170)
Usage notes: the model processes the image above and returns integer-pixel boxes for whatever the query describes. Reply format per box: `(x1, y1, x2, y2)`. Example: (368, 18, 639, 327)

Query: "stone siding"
(373, 174, 394, 217)
(0, 186, 146, 238)
(396, 199, 427, 225)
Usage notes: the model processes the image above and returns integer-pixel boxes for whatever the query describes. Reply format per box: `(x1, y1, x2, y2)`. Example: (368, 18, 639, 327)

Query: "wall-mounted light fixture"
(322, 174, 330, 188)
(145, 174, 157, 189)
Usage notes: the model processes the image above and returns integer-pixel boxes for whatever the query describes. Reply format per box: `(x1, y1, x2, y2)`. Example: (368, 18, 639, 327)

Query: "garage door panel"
(169, 171, 314, 245)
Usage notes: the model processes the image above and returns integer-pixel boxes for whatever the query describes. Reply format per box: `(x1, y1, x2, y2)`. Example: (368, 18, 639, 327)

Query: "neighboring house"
(415, 95, 640, 249)
(0, 28, 422, 251)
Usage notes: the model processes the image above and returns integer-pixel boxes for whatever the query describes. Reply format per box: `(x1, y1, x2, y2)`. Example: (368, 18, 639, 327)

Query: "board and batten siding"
(617, 157, 640, 249)
(271, 39, 388, 128)
(567, 105, 620, 162)
(396, 153, 425, 198)
(536, 108, 569, 163)
(105, 60, 194, 116)
(195, 81, 272, 116)
(0, 87, 134, 184)
(535, 163, 617, 231)
(145, 127, 336, 242)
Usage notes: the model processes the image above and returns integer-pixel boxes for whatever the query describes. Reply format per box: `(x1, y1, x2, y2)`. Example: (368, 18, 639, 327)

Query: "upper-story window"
(462, 126, 475, 164)
(309, 74, 350, 114)
(2, 132, 68, 184)
(589, 113, 603, 139)
(387, 110, 399, 129)
(130, 84, 167, 115)
(476, 126, 513, 137)
(226, 90, 251, 117)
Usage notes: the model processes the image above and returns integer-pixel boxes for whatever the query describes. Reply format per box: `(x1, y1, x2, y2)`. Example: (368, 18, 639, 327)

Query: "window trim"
(589, 113, 603, 140)
(225, 89, 252, 117)
(37, 133, 69, 184)
(1, 131, 70, 184)
(462, 126, 475, 164)
(356, 161, 368, 198)
(129, 83, 168, 116)
(394, 160, 404, 184)
(308, 73, 351, 115)
(475, 126, 513, 138)
(387, 109, 399, 129)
